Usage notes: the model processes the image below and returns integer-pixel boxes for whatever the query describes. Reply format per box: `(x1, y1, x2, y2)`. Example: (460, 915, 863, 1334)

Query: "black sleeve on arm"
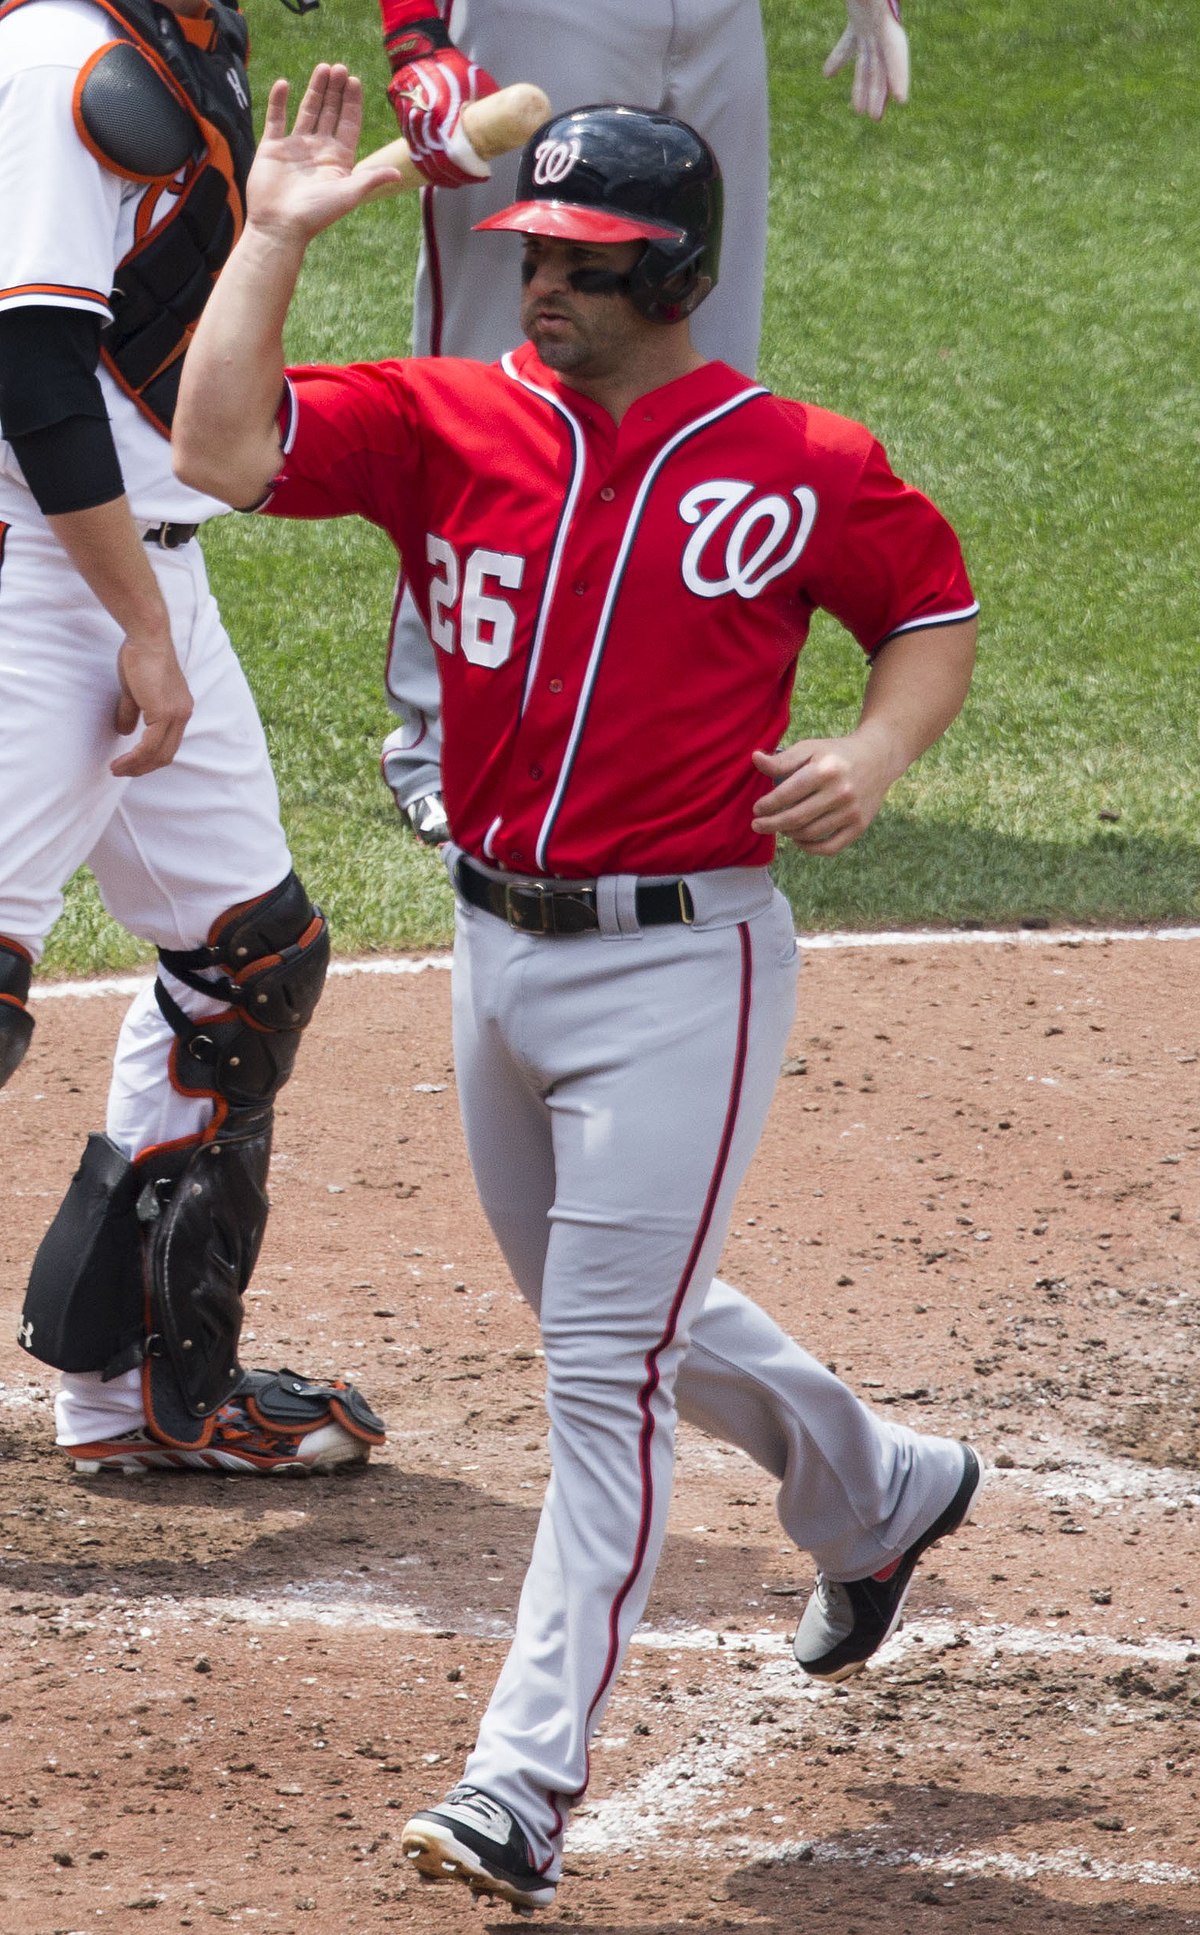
(0, 305, 125, 515)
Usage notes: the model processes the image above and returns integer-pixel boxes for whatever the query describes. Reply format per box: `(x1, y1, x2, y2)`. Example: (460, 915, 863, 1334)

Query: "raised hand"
(248, 65, 403, 243)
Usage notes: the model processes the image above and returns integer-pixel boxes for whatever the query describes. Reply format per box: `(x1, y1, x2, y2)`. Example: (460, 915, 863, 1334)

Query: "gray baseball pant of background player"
(443, 861, 967, 1873)
(382, 0, 768, 805)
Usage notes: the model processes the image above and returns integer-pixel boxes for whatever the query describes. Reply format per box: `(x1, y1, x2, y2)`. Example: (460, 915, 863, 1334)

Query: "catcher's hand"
(824, 0, 910, 121)
(380, 9, 500, 187)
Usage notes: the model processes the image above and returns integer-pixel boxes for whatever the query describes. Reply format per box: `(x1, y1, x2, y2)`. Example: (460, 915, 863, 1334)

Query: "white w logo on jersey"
(678, 481, 819, 599)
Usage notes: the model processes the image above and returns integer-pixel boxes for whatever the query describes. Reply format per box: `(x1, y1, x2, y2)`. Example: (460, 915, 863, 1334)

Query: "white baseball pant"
(0, 514, 292, 1443)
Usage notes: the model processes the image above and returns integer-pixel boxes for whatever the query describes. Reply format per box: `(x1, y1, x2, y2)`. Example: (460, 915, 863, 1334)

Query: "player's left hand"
(824, 0, 909, 121)
(750, 734, 894, 854)
(387, 34, 500, 188)
(112, 633, 194, 778)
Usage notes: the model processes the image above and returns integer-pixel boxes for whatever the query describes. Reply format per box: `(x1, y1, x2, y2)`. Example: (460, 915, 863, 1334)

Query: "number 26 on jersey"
(426, 536, 525, 668)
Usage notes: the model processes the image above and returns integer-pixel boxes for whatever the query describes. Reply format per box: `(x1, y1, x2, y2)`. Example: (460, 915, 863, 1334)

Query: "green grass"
(42, 0, 1198, 973)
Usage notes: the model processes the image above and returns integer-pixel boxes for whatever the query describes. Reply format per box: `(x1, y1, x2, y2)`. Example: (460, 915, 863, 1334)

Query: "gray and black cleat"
(401, 1783, 556, 1912)
(793, 1442, 985, 1681)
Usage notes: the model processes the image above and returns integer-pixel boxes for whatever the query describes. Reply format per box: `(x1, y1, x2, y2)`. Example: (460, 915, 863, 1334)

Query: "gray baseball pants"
(445, 858, 967, 1872)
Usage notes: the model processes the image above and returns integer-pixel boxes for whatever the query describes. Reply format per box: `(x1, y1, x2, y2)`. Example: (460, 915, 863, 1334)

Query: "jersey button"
(573, 583, 587, 595)
(509, 849, 525, 865)
(599, 486, 615, 502)
(548, 678, 563, 693)
(529, 764, 543, 781)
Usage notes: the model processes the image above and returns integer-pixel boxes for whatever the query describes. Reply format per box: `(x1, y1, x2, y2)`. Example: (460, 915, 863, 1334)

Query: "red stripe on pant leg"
(421, 185, 445, 357)
(573, 922, 755, 1792)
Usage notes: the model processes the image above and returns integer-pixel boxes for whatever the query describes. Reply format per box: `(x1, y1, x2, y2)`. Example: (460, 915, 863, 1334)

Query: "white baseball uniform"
(0, 0, 291, 1443)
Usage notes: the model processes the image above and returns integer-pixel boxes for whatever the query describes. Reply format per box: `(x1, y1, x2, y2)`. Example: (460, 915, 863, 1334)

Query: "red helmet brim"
(473, 200, 684, 244)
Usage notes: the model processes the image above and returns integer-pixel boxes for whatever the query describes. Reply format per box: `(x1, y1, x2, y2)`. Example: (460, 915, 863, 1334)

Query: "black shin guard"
(19, 875, 339, 1447)
(155, 870, 329, 1107)
(18, 1133, 144, 1375)
(0, 940, 34, 1087)
(139, 1107, 273, 1444)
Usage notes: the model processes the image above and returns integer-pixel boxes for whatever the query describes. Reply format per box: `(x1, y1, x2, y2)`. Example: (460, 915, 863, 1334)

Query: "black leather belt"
(143, 522, 198, 549)
(456, 854, 694, 936)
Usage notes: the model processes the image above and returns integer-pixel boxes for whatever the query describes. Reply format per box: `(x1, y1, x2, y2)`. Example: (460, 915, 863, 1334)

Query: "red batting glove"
(388, 50, 500, 186)
(379, 10, 500, 188)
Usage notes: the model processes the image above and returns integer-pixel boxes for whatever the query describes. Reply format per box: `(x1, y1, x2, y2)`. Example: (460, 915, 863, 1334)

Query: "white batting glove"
(824, 0, 910, 122)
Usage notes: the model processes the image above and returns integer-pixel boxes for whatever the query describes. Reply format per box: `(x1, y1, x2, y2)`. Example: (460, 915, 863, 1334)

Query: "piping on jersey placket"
(480, 358, 591, 864)
(529, 384, 768, 875)
(500, 353, 590, 718)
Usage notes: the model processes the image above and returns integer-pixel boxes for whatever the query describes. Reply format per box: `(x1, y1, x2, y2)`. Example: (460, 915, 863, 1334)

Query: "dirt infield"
(2, 933, 1199, 1933)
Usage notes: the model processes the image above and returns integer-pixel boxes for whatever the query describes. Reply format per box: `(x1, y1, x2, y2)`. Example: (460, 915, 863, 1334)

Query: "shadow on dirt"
(0, 1437, 886, 1639)
(716, 1779, 1200, 1931)
(506, 1782, 1200, 1935)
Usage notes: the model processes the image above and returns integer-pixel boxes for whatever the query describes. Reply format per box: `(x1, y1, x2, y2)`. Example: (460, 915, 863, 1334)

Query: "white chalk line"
(4, 1379, 1198, 1510)
(18, 1579, 1200, 1893)
(87, 1595, 1195, 1672)
(24, 922, 1200, 1003)
(6, 1408, 1199, 1895)
(571, 1634, 1200, 1887)
(28, 956, 453, 1003)
(671, 1833, 1200, 1892)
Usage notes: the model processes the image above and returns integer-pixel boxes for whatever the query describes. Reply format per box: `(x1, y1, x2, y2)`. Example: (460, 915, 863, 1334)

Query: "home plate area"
(1, 936, 1198, 1930)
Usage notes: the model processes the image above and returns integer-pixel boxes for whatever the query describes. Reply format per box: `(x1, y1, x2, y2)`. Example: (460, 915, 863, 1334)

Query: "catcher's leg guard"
(0, 938, 34, 1087)
(18, 1132, 144, 1374)
(17, 1107, 273, 1402)
(140, 871, 334, 1446)
(238, 1369, 385, 1448)
(137, 1105, 274, 1440)
(22, 873, 381, 1457)
(155, 869, 330, 1110)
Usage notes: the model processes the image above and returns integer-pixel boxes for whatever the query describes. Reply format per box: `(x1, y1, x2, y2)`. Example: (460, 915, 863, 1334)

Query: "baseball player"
(0, 0, 383, 1473)
(375, 0, 911, 845)
(174, 70, 984, 1909)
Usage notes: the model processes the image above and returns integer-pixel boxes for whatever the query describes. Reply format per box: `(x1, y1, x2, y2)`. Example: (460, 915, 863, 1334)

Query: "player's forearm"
(174, 223, 304, 510)
(853, 617, 977, 785)
(46, 499, 175, 649)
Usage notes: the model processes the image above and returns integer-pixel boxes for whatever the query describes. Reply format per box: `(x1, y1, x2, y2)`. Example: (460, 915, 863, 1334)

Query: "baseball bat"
(356, 82, 552, 200)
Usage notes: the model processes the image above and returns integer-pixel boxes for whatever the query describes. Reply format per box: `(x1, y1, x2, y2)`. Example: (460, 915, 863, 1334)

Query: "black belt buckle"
(504, 878, 558, 935)
(144, 523, 197, 550)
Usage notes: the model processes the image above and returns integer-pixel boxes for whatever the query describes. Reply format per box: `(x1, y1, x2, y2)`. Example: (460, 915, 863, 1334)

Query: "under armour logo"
(17, 1317, 33, 1351)
(678, 480, 819, 600)
(532, 136, 581, 187)
(226, 65, 249, 109)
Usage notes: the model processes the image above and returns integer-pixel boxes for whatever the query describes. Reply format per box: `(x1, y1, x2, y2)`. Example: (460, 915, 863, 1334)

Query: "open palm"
(249, 65, 401, 241)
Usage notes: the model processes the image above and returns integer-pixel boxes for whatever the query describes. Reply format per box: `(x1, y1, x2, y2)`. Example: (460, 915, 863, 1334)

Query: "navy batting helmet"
(474, 104, 723, 324)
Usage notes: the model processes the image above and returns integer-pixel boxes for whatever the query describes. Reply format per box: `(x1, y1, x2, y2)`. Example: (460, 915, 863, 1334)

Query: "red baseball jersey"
(265, 342, 977, 877)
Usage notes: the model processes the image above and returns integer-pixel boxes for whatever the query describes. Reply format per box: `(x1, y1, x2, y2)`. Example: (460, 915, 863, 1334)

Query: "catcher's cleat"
(401, 1784, 556, 1913)
(399, 791, 450, 847)
(793, 1442, 985, 1682)
(70, 1370, 385, 1476)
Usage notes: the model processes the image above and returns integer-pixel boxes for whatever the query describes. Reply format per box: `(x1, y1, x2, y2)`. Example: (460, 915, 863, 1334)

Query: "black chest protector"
(2, 0, 255, 435)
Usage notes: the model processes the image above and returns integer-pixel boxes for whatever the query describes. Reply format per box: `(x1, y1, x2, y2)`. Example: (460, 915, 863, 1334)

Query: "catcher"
(0, 0, 384, 1472)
